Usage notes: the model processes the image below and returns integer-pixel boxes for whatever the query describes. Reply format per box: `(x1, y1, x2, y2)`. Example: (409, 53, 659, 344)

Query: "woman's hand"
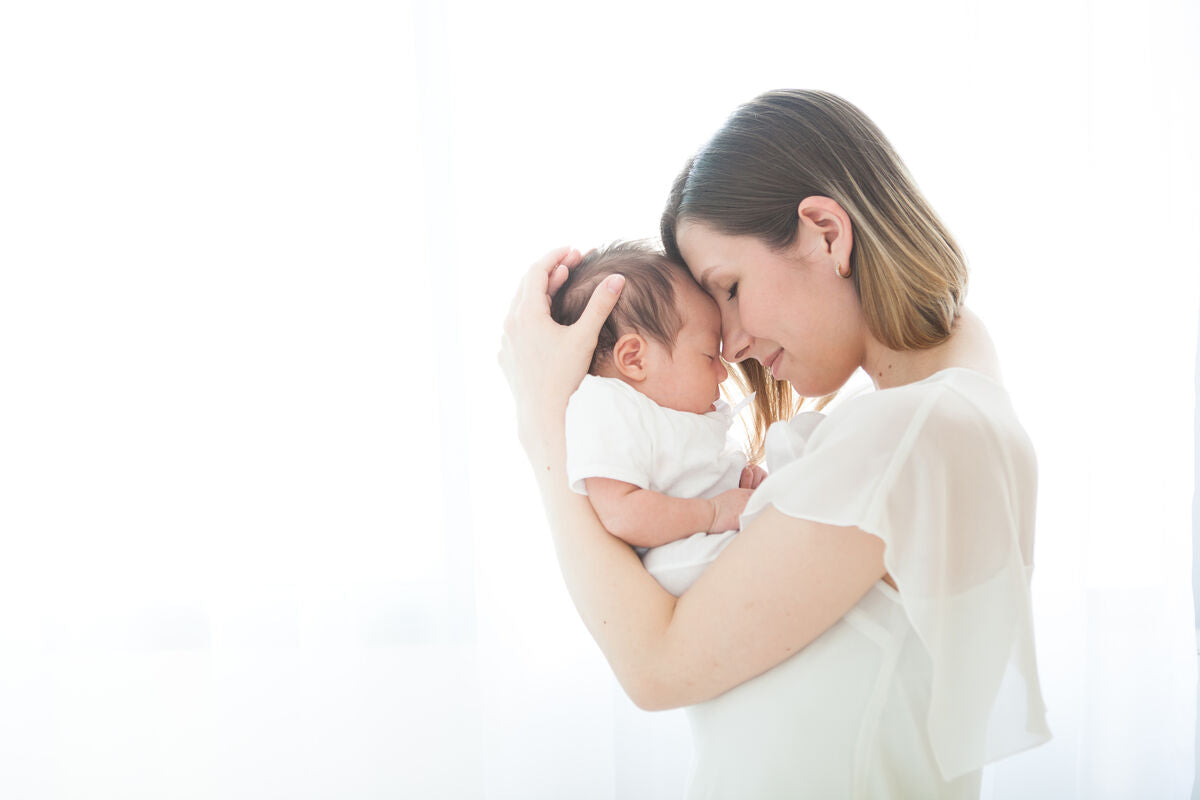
(498, 246, 625, 462)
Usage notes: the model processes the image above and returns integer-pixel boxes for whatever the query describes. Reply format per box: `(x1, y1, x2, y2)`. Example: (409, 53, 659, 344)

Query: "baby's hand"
(708, 488, 754, 533)
(739, 464, 768, 490)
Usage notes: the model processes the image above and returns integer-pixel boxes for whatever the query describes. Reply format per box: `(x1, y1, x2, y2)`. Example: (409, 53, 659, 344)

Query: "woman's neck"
(861, 308, 1002, 390)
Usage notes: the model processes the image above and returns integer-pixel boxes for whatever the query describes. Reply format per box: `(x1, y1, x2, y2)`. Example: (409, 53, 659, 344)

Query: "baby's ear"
(611, 332, 649, 381)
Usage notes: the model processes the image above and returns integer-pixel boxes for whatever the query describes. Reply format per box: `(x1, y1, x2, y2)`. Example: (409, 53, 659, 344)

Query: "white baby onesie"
(565, 374, 751, 596)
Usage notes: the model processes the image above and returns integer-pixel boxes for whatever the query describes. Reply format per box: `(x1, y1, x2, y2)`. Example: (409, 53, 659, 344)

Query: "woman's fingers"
(572, 273, 625, 342)
(505, 247, 568, 330)
(519, 246, 575, 309)
(547, 263, 569, 300)
(499, 248, 621, 460)
(547, 248, 585, 303)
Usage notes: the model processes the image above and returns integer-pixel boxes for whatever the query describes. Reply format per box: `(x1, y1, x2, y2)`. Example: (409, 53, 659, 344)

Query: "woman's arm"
(500, 249, 889, 709)
(537, 430, 887, 709)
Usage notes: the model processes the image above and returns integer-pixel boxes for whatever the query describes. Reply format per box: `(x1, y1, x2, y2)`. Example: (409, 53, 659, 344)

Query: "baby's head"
(551, 241, 728, 414)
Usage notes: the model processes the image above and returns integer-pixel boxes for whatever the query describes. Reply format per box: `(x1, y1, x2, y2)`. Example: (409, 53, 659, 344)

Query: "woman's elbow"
(624, 682, 668, 712)
(620, 670, 687, 712)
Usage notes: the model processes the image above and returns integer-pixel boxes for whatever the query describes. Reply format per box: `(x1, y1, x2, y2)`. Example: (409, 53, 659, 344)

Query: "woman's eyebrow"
(698, 266, 719, 290)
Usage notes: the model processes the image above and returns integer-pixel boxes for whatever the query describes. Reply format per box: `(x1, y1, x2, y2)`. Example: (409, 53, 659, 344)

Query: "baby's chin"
(662, 400, 716, 415)
(639, 383, 718, 415)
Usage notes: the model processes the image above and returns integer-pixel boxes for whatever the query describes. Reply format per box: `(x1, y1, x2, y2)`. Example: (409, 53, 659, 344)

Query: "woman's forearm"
(528, 431, 678, 706)
(500, 249, 661, 699)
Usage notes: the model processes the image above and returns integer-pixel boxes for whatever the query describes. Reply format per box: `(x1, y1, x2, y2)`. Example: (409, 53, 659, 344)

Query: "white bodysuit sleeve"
(564, 376, 653, 495)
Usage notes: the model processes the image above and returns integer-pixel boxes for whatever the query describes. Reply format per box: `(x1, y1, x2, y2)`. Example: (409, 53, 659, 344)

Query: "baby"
(551, 241, 767, 596)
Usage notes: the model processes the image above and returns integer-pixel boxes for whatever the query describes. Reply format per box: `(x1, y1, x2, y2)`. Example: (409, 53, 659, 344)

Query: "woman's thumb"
(578, 273, 624, 337)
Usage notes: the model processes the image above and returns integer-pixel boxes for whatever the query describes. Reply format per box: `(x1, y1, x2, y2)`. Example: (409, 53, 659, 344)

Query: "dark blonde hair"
(550, 241, 692, 375)
(661, 89, 968, 457)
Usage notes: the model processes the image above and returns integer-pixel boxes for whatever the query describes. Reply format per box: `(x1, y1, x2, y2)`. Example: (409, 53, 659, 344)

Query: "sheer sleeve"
(763, 410, 825, 472)
(741, 380, 1051, 780)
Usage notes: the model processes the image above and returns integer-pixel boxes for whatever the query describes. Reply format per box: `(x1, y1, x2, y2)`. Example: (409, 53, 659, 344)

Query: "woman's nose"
(722, 327, 753, 363)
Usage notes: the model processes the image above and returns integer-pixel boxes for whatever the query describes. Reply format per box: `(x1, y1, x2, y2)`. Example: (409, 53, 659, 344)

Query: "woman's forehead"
(676, 222, 750, 284)
(674, 220, 714, 268)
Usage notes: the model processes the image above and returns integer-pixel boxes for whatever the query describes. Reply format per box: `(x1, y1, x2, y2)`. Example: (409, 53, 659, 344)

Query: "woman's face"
(675, 220, 866, 397)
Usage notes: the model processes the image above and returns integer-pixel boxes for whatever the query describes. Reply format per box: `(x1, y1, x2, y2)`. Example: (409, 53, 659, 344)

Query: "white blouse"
(683, 368, 1051, 799)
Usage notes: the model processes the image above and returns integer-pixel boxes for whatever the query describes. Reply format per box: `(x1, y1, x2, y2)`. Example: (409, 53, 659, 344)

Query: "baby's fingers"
(739, 466, 754, 489)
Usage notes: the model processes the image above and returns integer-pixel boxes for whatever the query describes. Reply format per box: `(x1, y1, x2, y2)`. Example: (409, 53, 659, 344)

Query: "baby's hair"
(550, 240, 691, 375)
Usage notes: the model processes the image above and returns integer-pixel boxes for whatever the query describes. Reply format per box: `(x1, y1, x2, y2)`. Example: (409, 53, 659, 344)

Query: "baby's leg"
(639, 530, 739, 597)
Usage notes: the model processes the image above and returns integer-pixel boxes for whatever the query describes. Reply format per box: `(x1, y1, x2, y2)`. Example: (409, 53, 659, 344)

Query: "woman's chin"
(788, 370, 852, 399)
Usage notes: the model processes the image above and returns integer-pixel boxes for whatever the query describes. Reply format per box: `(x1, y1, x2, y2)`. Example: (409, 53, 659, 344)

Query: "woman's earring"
(835, 261, 851, 278)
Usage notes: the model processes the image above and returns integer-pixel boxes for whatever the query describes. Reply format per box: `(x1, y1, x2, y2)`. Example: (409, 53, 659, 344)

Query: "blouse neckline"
(907, 366, 1006, 392)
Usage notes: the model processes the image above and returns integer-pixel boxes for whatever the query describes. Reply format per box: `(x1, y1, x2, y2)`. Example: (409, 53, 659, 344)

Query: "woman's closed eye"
(726, 282, 738, 301)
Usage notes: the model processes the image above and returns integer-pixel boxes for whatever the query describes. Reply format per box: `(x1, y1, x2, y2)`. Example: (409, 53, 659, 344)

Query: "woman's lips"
(764, 348, 784, 379)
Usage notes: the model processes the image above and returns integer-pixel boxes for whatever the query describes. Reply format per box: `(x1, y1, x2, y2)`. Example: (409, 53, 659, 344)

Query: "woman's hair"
(549, 240, 690, 375)
(661, 89, 968, 455)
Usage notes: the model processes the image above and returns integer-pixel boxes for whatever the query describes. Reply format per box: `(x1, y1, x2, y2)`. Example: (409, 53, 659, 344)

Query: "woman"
(499, 90, 1050, 798)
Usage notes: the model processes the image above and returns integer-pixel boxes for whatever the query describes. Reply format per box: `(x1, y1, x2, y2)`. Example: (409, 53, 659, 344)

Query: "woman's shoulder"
(743, 366, 1032, 542)
(790, 367, 1035, 508)
(818, 367, 1019, 446)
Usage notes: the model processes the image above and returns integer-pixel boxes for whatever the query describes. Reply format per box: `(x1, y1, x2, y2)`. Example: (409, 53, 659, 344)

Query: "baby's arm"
(584, 477, 753, 549)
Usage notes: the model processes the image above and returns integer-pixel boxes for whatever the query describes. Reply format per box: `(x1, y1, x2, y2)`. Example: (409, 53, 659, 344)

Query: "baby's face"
(640, 279, 729, 414)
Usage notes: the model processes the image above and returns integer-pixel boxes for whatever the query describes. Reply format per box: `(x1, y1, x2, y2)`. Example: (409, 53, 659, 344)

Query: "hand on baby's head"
(549, 241, 729, 415)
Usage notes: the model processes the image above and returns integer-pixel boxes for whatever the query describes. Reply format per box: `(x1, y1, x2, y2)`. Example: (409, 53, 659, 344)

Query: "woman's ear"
(610, 332, 650, 381)
(796, 196, 853, 266)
